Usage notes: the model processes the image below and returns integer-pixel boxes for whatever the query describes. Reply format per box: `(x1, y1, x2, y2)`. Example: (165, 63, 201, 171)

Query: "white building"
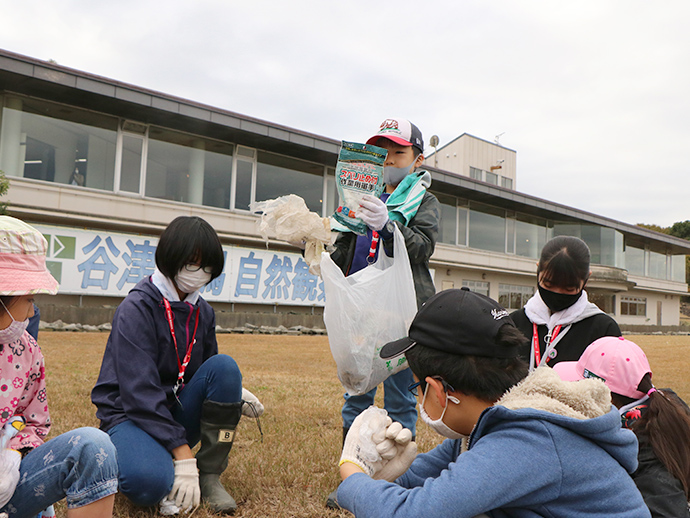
(0, 49, 687, 329)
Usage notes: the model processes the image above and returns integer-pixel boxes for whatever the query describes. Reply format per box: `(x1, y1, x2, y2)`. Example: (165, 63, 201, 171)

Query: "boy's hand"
(339, 407, 389, 476)
(373, 421, 417, 481)
(357, 195, 389, 231)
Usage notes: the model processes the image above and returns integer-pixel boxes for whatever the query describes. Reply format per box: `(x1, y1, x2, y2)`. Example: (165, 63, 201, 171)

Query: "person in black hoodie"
(510, 235, 621, 370)
(91, 216, 263, 515)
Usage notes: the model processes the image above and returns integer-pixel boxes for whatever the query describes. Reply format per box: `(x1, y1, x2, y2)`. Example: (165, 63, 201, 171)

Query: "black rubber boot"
(196, 400, 243, 515)
(325, 427, 350, 509)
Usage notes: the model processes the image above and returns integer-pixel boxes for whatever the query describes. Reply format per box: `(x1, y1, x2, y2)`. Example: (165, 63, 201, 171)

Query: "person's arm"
(109, 299, 188, 451)
(337, 420, 563, 518)
(9, 336, 50, 451)
(380, 192, 440, 265)
(328, 231, 356, 273)
(632, 437, 690, 518)
(200, 300, 219, 362)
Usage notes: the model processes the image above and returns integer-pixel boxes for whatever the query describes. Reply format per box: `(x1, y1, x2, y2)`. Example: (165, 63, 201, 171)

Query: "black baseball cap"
(380, 288, 519, 360)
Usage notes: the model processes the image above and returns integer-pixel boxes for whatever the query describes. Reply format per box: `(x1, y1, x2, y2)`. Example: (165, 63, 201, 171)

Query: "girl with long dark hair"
(555, 336, 690, 517)
(510, 235, 621, 370)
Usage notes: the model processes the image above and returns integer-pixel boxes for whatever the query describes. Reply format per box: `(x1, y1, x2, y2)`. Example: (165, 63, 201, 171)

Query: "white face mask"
(419, 382, 465, 440)
(175, 267, 212, 294)
(0, 299, 29, 344)
(383, 162, 415, 187)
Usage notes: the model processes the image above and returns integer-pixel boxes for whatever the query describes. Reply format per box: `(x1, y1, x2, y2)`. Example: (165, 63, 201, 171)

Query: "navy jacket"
(91, 277, 217, 451)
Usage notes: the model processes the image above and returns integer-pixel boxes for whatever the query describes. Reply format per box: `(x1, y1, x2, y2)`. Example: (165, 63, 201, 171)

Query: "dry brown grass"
(39, 332, 690, 517)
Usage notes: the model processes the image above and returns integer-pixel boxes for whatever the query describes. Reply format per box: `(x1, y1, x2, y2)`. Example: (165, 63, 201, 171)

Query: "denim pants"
(341, 367, 418, 435)
(1, 427, 118, 518)
(108, 354, 242, 507)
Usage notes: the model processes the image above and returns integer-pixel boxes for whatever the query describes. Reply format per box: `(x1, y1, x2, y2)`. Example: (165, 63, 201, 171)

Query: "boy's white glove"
(340, 407, 390, 476)
(372, 421, 417, 481)
(0, 449, 21, 508)
(357, 195, 389, 232)
(168, 458, 200, 511)
(241, 388, 264, 418)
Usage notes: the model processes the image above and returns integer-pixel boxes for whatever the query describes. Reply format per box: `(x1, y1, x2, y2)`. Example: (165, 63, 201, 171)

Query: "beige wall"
(425, 134, 517, 188)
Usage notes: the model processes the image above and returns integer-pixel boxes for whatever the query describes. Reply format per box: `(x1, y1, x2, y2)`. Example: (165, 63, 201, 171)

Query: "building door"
(657, 301, 662, 326)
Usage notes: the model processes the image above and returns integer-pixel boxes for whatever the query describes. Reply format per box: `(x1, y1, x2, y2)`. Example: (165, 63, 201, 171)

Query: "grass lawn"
(38, 331, 690, 517)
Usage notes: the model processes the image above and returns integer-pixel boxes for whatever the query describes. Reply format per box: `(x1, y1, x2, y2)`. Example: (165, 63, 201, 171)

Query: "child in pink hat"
(554, 336, 690, 517)
(0, 215, 118, 518)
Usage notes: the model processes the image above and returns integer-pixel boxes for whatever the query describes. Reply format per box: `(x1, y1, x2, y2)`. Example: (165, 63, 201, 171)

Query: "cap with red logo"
(366, 118, 424, 154)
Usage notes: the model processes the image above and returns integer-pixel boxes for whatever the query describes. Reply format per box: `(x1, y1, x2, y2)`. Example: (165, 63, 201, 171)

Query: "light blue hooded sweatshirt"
(337, 367, 651, 518)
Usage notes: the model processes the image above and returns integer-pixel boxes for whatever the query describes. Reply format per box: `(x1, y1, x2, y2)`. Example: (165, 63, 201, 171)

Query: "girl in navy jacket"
(92, 216, 261, 514)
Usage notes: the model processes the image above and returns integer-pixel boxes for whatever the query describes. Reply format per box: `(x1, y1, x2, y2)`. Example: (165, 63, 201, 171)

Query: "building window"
(435, 193, 458, 245)
(468, 202, 506, 253)
(255, 151, 325, 214)
(501, 177, 513, 189)
(625, 245, 645, 276)
(498, 284, 534, 310)
(588, 291, 615, 314)
(470, 166, 483, 181)
(485, 171, 498, 185)
(621, 296, 646, 316)
(648, 251, 667, 280)
(462, 280, 490, 297)
(142, 127, 235, 206)
(0, 96, 118, 190)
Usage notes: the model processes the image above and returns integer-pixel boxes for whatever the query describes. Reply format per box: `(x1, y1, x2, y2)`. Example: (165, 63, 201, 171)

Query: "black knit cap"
(380, 288, 519, 359)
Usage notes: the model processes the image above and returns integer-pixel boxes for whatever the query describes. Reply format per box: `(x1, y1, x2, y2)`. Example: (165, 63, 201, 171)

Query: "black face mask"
(538, 285, 582, 313)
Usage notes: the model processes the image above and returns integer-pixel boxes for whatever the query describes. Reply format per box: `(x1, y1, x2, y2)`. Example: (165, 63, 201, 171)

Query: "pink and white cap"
(553, 336, 652, 399)
(366, 118, 424, 153)
(0, 216, 59, 296)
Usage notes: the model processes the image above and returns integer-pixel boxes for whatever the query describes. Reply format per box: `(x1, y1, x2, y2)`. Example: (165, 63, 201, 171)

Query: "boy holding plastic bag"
(325, 118, 440, 508)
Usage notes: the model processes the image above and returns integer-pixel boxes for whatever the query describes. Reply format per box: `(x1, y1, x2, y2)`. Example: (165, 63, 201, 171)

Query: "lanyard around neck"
(532, 323, 562, 366)
(366, 231, 380, 264)
(162, 298, 200, 390)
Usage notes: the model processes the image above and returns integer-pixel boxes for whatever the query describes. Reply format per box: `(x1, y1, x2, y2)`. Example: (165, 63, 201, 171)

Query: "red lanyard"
(162, 298, 200, 392)
(366, 231, 380, 264)
(532, 323, 562, 366)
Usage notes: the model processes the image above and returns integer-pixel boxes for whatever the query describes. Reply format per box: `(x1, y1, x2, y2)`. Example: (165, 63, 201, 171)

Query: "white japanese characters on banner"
(35, 224, 325, 307)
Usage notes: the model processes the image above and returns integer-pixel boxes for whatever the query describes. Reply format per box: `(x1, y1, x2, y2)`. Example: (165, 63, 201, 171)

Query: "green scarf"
(386, 170, 431, 225)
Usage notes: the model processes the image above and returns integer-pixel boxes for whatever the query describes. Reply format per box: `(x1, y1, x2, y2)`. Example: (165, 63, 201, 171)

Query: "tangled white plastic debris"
(251, 194, 334, 276)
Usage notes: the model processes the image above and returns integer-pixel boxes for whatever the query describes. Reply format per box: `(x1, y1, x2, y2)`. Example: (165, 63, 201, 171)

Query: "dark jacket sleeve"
(329, 231, 356, 275)
(632, 433, 690, 518)
(380, 191, 440, 307)
(380, 191, 440, 266)
(105, 298, 188, 451)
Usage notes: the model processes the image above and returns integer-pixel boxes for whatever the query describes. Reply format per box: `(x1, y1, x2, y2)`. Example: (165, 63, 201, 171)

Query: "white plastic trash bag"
(321, 225, 417, 395)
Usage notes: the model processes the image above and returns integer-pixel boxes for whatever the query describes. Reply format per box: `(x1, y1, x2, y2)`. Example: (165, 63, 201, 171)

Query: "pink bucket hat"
(0, 216, 59, 296)
(552, 336, 652, 399)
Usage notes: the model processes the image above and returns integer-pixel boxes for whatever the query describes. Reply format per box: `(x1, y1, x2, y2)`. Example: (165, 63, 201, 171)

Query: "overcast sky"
(1, 1, 688, 227)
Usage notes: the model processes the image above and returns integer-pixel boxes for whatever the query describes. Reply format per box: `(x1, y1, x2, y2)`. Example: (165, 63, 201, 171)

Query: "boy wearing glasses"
(336, 288, 651, 517)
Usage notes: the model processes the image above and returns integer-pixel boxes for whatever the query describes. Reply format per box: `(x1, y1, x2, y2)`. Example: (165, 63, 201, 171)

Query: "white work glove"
(339, 406, 392, 476)
(241, 387, 265, 418)
(357, 195, 389, 231)
(168, 458, 200, 511)
(0, 449, 21, 508)
(372, 421, 417, 482)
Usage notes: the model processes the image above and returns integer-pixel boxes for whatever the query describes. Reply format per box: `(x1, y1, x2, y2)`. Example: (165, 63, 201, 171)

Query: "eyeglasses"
(408, 377, 456, 397)
(184, 264, 213, 274)
(408, 381, 421, 397)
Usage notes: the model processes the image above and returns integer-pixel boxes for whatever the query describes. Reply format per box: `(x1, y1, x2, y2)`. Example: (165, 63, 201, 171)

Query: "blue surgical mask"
(0, 299, 29, 345)
(383, 162, 415, 187)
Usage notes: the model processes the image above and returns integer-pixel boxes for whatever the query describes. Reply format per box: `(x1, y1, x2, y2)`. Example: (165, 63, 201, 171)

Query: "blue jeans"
(1, 427, 118, 518)
(108, 354, 242, 507)
(342, 368, 418, 435)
